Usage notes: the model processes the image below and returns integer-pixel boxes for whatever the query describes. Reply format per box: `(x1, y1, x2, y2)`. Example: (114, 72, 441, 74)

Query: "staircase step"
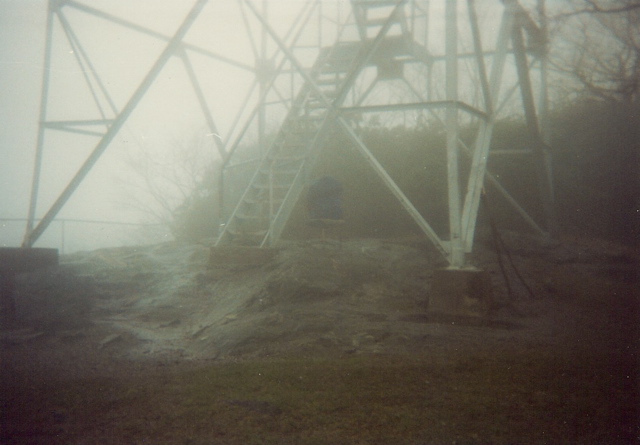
(243, 196, 282, 206)
(364, 17, 399, 26)
(352, 0, 400, 7)
(287, 117, 321, 131)
(225, 227, 267, 244)
(219, 39, 357, 248)
(235, 212, 261, 221)
(259, 164, 300, 174)
(268, 153, 306, 162)
(306, 100, 329, 110)
(298, 111, 327, 120)
(316, 76, 345, 86)
(308, 91, 335, 102)
(306, 96, 332, 108)
(316, 88, 339, 98)
(252, 182, 291, 191)
(319, 62, 352, 73)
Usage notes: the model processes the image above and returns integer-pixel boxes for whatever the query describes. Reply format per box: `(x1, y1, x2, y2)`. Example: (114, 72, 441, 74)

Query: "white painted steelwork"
(23, 0, 554, 268)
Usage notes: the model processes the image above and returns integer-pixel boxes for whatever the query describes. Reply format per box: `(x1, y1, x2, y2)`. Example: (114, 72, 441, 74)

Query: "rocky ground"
(1, 233, 638, 443)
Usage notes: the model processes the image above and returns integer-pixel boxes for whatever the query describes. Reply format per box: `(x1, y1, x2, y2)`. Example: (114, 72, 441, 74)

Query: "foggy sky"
(0, 0, 272, 250)
(0, 0, 552, 252)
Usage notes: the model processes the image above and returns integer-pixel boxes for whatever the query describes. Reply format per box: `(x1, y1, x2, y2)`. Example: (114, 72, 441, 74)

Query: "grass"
(2, 350, 637, 444)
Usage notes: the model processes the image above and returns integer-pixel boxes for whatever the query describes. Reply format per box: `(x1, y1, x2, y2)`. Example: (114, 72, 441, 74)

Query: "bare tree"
(117, 130, 220, 238)
(549, 0, 640, 104)
(541, 1, 640, 244)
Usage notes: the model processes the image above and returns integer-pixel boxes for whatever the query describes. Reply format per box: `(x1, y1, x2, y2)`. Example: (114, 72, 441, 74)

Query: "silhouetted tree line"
(172, 98, 638, 245)
(170, 165, 220, 242)
(163, 1, 640, 245)
(550, 98, 639, 243)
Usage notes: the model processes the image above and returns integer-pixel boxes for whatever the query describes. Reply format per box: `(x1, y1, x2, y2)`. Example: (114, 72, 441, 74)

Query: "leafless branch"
(553, 0, 640, 19)
(583, 0, 640, 14)
(116, 130, 218, 231)
(547, 0, 640, 103)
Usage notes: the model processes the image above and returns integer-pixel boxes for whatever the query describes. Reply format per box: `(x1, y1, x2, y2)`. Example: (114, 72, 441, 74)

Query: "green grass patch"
(2, 352, 636, 444)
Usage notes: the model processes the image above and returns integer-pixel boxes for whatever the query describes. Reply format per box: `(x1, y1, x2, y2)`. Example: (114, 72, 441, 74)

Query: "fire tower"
(22, 0, 555, 269)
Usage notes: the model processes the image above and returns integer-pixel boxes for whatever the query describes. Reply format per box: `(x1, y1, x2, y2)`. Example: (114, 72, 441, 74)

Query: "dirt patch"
(1, 235, 638, 443)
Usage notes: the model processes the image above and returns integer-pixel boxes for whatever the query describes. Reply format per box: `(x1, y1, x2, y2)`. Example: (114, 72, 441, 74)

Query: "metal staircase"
(215, 0, 412, 248)
(351, 0, 409, 40)
(23, 0, 553, 269)
(215, 47, 354, 247)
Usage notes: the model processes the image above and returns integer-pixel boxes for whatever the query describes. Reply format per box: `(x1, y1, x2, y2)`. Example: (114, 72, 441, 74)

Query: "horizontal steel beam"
(42, 119, 114, 126)
(63, 0, 254, 72)
(42, 119, 110, 136)
(489, 149, 533, 156)
(23, 0, 208, 248)
(339, 100, 488, 120)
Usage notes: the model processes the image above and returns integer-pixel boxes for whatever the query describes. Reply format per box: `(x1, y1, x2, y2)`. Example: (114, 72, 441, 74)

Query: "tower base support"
(209, 246, 279, 268)
(1, 248, 59, 323)
(429, 268, 493, 317)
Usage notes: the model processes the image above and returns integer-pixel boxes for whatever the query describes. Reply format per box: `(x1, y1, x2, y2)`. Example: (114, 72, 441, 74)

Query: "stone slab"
(429, 268, 493, 317)
(0, 248, 59, 274)
(1, 248, 59, 320)
(210, 246, 278, 267)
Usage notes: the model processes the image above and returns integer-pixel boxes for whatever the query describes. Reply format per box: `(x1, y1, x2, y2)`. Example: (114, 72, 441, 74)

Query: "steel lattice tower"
(23, 0, 555, 268)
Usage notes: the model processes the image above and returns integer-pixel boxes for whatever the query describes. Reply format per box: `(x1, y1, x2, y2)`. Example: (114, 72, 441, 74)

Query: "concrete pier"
(429, 268, 493, 317)
(0, 248, 58, 320)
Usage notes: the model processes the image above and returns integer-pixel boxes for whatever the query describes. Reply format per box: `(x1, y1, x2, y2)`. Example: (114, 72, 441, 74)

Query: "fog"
(1, 0, 329, 251)
(1, 2, 638, 443)
(0, 0, 511, 253)
(0, 0, 605, 253)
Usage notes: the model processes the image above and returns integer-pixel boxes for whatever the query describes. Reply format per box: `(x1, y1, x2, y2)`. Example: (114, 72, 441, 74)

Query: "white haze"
(0, 0, 561, 252)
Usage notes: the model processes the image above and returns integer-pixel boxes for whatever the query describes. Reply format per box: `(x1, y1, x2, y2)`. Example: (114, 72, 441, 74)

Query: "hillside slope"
(1, 235, 638, 443)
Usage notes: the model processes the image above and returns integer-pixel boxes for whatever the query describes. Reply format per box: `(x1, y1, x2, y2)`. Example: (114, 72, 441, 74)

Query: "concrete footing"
(0, 248, 59, 320)
(429, 268, 493, 317)
(210, 246, 279, 267)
